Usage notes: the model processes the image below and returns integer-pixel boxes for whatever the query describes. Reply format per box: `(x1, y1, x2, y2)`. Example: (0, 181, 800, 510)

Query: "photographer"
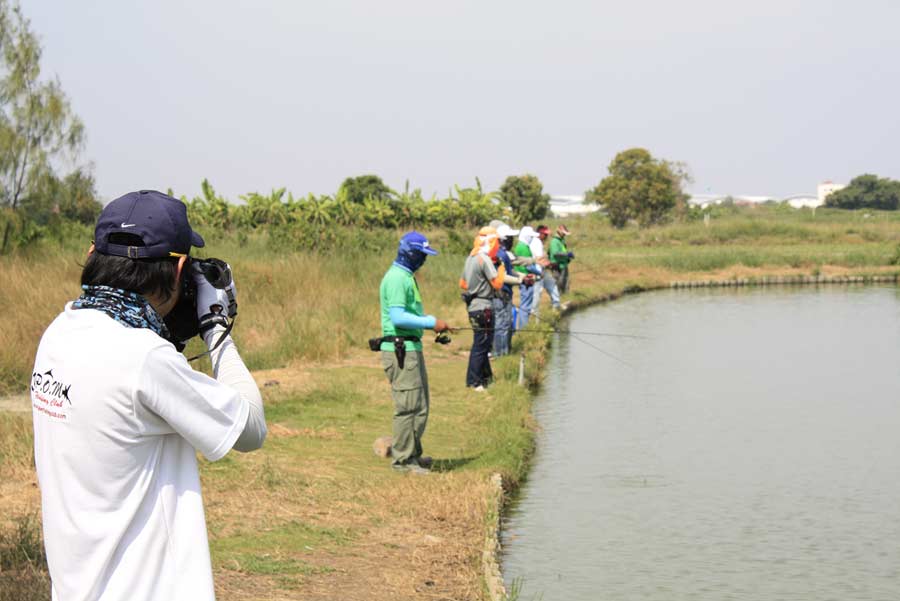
(31, 190, 266, 601)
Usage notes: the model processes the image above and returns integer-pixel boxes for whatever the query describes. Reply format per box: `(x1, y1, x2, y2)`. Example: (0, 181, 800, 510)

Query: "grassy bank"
(2, 206, 899, 599)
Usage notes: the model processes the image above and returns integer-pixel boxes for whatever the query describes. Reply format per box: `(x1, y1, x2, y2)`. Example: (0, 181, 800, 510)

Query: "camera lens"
(199, 259, 232, 288)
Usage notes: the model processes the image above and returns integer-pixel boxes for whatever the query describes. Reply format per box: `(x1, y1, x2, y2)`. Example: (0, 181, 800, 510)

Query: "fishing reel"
(435, 331, 452, 345)
(164, 257, 237, 357)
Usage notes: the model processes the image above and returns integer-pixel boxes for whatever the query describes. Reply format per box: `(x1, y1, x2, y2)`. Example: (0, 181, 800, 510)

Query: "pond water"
(501, 285, 900, 601)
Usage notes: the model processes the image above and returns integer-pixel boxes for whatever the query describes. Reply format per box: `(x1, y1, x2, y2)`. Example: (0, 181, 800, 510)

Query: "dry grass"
(0, 253, 84, 395)
(0, 413, 39, 519)
(0, 511, 49, 601)
(4, 209, 898, 394)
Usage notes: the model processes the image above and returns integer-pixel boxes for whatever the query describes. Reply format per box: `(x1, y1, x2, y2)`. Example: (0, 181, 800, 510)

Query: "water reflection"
(502, 285, 900, 601)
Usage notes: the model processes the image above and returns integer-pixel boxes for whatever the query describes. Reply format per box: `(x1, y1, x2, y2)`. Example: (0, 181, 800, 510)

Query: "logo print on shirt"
(31, 369, 73, 405)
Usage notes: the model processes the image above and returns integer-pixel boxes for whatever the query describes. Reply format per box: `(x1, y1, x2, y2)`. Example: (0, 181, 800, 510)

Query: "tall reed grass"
(0, 228, 471, 394)
(0, 407, 43, 600)
(1, 207, 898, 394)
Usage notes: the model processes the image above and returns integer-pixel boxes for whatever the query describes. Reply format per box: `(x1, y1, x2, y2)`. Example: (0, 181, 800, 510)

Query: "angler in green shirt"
(548, 224, 575, 293)
(513, 226, 539, 327)
(378, 232, 450, 474)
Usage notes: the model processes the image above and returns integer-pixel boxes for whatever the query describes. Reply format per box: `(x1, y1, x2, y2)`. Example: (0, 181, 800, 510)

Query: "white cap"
(518, 226, 536, 244)
(496, 223, 519, 239)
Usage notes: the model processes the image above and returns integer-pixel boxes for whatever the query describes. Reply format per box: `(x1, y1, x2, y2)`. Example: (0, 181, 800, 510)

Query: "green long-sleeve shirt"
(513, 241, 532, 275)
(549, 235, 570, 270)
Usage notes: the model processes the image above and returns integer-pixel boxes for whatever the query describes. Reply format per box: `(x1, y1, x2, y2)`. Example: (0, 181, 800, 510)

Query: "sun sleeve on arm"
(484, 259, 504, 290)
(204, 326, 266, 453)
(389, 306, 437, 329)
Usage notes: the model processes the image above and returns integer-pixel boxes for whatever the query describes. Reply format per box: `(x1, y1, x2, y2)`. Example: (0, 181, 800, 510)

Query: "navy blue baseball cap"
(93, 190, 205, 258)
(399, 231, 438, 255)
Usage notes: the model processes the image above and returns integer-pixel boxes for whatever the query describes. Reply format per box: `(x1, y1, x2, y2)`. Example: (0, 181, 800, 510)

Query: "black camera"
(164, 257, 236, 352)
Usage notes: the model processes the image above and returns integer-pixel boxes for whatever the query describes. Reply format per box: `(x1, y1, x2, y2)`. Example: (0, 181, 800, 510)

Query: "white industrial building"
(549, 181, 845, 216)
(817, 181, 846, 206)
(549, 195, 599, 217)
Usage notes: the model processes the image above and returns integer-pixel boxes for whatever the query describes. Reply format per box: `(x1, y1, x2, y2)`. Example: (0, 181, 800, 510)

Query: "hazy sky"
(23, 0, 900, 201)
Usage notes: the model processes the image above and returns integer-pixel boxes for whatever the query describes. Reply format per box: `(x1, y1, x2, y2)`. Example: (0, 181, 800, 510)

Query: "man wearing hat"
(549, 224, 575, 293)
(379, 231, 450, 473)
(459, 227, 508, 390)
(534, 224, 561, 312)
(513, 226, 543, 328)
(31, 190, 266, 601)
(490, 222, 532, 356)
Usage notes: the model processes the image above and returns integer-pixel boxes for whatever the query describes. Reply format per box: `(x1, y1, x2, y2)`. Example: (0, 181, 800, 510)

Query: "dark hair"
(82, 234, 181, 301)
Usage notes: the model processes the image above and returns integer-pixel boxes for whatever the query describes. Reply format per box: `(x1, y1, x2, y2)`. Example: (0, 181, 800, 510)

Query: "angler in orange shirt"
(459, 227, 506, 390)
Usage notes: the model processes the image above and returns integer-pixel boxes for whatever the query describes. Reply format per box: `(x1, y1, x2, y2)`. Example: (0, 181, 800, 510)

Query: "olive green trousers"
(381, 350, 430, 466)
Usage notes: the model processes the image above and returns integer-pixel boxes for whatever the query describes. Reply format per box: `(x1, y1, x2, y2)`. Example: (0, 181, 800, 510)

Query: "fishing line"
(450, 319, 639, 369)
(567, 331, 635, 369)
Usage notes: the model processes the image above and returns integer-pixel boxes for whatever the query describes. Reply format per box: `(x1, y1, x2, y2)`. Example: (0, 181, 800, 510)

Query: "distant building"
(690, 187, 837, 209)
(550, 183, 839, 215)
(688, 194, 774, 208)
(549, 195, 598, 217)
(817, 181, 846, 206)
(785, 194, 820, 209)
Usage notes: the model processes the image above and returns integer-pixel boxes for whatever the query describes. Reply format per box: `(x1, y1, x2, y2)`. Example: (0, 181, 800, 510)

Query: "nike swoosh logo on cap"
(121, 223, 136, 228)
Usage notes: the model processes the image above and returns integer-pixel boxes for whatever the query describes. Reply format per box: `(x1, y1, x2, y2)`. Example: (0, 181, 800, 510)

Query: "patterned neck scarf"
(73, 285, 170, 339)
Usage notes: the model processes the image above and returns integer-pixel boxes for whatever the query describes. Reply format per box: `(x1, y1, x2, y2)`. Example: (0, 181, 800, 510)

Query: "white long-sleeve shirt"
(32, 306, 265, 601)
(529, 237, 545, 273)
(204, 325, 266, 451)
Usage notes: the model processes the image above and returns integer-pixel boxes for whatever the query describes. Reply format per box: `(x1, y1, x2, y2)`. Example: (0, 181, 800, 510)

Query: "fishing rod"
(448, 326, 650, 340)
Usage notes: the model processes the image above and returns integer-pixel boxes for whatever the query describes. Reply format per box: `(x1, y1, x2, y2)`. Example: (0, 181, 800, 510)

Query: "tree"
(338, 174, 394, 205)
(23, 166, 99, 225)
(824, 174, 900, 210)
(451, 177, 501, 226)
(500, 174, 550, 224)
(0, 1, 90, 251)
(585, 148, 690, 228)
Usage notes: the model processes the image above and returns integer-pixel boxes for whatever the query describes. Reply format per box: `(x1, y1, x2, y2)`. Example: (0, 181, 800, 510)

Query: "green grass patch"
(264, 380, 368, 423)
(211, 519, 352, 575)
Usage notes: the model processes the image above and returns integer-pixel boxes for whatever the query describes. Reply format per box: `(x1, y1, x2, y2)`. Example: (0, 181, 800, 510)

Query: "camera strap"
(187, 317, 236, 362)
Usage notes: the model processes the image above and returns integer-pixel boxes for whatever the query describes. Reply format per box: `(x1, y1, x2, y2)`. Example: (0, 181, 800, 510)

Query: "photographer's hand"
(194, 265, 236, 336)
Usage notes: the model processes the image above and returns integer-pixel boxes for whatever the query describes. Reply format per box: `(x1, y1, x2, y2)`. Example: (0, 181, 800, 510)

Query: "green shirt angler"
(549, 235, 570, 270)
(513, 240, 532, 275)
(379, 264, 426, 352)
